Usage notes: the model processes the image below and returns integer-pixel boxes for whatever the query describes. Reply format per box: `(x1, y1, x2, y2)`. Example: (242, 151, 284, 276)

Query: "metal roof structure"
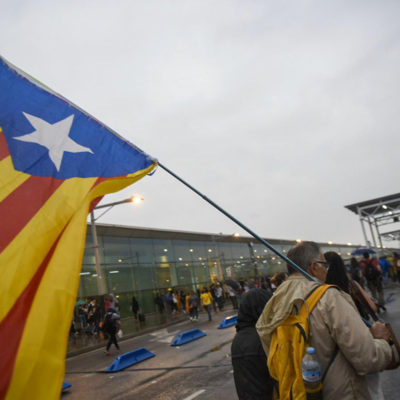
(380, 229, 400, 241)
(345, 193, 400, 248)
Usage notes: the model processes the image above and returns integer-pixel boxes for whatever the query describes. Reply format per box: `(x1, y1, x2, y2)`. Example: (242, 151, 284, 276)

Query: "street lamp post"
(89, 195, 143, 296)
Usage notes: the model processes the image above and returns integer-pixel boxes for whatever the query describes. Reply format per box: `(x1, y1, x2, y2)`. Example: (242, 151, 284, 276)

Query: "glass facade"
(77, 224, 374, 318)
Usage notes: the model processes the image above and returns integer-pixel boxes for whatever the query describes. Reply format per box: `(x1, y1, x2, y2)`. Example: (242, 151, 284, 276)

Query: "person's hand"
(370, 321, 391, 341)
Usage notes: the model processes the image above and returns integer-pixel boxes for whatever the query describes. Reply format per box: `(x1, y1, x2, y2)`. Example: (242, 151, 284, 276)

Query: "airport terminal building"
(78, 224, 393, 317)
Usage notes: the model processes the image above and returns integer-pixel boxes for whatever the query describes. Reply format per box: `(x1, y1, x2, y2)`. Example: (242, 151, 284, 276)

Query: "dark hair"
(324, 251, 350, 293)
(363, 252, 370, 259)
(350, 257, 359, 268)
(271, 272, 287, 287)
(286, 241, 321, 275)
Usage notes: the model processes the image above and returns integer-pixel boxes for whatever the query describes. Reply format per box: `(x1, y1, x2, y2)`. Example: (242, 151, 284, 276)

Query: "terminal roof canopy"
(345, 193, 400, 247)
(380, 229, 400, 241)
(345, 193, 400, 217)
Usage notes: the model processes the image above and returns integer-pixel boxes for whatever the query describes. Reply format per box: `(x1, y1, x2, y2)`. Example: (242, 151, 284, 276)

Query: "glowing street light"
(131, 195, 143, 204)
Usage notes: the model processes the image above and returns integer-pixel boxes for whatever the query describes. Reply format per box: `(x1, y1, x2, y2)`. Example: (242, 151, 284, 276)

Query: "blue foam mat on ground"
(62, 381, 72, 391)
(171, 328, 207, 346)
(218, 315, 238, 329)
(106, 348, 156, 372)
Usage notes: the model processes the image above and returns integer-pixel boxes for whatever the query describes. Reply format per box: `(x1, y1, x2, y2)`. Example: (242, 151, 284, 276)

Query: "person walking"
(131, 295, 139, 320)
(378, 255, 391, 286)
(231, 288, 273, 400)
(257, 241, 394, 400)
(325, 251, 377, 320)
(200, 288, 213, 321)
(188, 291, 199, 321)
(209, 284, 218, 312)
(154, 292, 165, 314)
(325, 251, 387, 398)
(350, 257, 363, 287)
(87, 298, 100, 335)
(78, 303, 88, 331)
(103, 307, 120, 355)
(214, 283, 224, 311)
(226, 285, 239, 310)
(361, 252, 385, 310)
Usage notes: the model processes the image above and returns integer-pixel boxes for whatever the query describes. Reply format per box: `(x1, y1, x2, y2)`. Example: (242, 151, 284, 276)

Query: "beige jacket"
(256, 275, 392, 400)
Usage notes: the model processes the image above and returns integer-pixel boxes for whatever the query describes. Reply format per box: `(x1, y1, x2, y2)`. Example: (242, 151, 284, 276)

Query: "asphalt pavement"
(64, 307, 238, 400)
(64, 282, 400, 400)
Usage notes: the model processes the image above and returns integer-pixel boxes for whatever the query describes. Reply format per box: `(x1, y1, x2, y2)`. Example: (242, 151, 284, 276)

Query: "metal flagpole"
(158, 162, 316, 282)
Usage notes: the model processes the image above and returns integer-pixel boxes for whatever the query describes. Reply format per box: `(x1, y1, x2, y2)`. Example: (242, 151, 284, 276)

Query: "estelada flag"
(0, 56, 157, 399)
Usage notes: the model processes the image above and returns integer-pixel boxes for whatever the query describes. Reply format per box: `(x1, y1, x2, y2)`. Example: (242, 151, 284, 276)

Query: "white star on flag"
(14, 112, 93, 171)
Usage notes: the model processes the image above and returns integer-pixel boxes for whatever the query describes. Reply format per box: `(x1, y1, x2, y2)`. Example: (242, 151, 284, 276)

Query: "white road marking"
(149, 329, 179, 343)
(230, 370, 234, 373)
(183, 390, 206, 400)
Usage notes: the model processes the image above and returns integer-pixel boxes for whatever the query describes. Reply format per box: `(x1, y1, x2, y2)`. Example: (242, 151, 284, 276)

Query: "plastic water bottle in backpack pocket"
(302, 347, 323, 400)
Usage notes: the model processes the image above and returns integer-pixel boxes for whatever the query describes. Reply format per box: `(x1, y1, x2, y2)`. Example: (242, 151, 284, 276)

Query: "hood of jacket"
(236, 288, 272, 331)
(256, 274, 320, 351)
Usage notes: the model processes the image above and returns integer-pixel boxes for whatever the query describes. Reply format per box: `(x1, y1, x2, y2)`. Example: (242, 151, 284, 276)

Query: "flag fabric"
(0, 56, 157, 399)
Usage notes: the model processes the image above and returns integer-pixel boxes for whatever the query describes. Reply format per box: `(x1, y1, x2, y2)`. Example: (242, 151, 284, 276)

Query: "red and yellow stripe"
(0, 128, 156, 399)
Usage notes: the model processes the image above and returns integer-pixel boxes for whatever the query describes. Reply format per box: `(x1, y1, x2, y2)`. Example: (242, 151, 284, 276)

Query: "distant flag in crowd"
(0, 56, 157, 399)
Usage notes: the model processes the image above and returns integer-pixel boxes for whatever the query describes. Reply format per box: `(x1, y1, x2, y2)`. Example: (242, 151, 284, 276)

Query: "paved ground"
(64, 308, 238, 400)
(64, 282, 400, 400)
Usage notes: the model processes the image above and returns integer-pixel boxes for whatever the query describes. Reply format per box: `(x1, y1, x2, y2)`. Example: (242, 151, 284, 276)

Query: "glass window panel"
(188, 241, 207, 261)
(134, 264, 157, 291)
(217, 242, 233, 263)
(77, 264, 98, 297)
(175, 264, 194, 288)
(154, 261, 180, 289)
(230, 242, 251, 261)
(189, 259, 210, 288)
(130, 238, 155, 265)
(104, 263, 134, 294)
(153, 239, 176, 263)
(173, 240, 193, 262)
(102, 236, 132, 265)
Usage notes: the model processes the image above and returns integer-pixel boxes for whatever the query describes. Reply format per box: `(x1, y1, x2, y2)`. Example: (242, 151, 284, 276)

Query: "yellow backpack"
(267, 284, 335, 400)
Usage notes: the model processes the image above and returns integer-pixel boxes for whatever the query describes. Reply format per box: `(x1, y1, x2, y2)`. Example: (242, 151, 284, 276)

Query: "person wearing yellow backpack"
(256, 241, 395, 400)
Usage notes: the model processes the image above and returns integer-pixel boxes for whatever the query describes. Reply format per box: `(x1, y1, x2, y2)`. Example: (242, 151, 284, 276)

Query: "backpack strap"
(300, 284, 336, 318)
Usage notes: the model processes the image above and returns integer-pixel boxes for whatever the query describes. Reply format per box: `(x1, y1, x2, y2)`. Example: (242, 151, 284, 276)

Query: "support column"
(374, 218, 384, 249)
(368, 216, 377, 248)
(357, 207, 369, 247)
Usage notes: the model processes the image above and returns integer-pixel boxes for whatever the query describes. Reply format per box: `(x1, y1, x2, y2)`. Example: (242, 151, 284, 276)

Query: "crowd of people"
(231, 241, 400, 400)
(70, 242, 400, 398)
(152, 277, 280, 323)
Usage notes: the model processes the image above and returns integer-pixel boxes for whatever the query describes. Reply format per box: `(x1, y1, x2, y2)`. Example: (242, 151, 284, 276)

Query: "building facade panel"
(78, 224, 398, 318)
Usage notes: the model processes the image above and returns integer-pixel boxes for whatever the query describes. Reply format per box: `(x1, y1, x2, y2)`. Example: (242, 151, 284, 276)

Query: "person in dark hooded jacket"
(103, 307, 120, 355)
(231, 288, 273, 400)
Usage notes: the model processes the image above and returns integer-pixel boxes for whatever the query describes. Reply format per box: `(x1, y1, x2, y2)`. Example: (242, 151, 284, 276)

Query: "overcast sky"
(2, 1, 400, 246)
